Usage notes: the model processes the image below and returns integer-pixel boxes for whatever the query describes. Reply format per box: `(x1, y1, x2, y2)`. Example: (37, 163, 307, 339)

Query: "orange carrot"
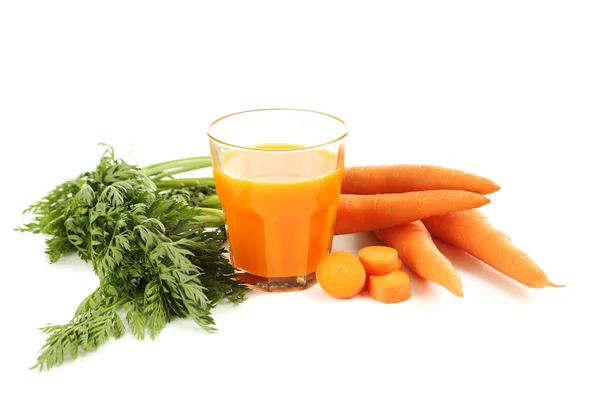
(316, 251, 366, 299)
(358, 246, 402, 275)
(334, 190, 490, 235)
(342, 165, 500, 195)
(375, 221, 464, 297)
(368, 270, 411, 303)
(423, 210, 563, 289)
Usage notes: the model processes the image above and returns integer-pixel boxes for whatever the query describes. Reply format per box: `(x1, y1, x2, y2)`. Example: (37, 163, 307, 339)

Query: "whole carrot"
(423, 210, 563, 288)
(334, 190, 490, 235)
(375, 221, 464, 297)
(342, 165, 500, 195)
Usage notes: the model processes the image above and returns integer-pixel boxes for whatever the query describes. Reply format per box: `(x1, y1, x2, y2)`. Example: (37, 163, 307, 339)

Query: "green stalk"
(194, 215, 224, 228)
(199, 177, 214, 185)
(151, 164, 212, 180)
(143, 157, 223, 214)
(146, 162, 209, 178)
(196, 207, 225, 227)
(199, 195, 221, 208)
(198, 207, 224, 218)
(143, 157, 212, 178)
(143, 156, 211, 172)
(154, 178, 215, 189)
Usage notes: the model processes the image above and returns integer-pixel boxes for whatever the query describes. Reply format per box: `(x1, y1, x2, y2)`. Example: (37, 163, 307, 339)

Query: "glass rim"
(207, 108, 348, 152)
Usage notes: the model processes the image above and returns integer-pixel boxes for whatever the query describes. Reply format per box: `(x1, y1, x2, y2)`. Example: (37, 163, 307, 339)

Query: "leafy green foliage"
(21, 145, 247, 371)
(159, 186, 217, 208)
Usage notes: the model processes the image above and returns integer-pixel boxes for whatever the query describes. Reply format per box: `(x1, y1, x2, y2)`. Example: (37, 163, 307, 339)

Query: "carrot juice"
(213, 144, 344, 287)
(208, 108, 347, 291)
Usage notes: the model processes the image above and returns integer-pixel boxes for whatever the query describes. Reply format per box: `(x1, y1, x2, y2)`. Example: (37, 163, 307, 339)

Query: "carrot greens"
(19, 145, 247, 371)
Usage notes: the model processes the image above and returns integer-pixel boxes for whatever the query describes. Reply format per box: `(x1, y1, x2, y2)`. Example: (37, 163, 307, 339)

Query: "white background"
(1, 1, 598, 399)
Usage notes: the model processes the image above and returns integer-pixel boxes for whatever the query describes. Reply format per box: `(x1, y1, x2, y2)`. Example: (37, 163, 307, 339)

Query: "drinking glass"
(208, 108, 347, 292)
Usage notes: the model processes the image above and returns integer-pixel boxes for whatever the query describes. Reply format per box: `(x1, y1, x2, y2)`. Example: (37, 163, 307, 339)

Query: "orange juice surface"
(213, 144, 343, 278)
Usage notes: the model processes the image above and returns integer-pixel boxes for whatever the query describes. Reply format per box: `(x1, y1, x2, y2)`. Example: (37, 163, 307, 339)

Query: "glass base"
(236, 270, 317, 292)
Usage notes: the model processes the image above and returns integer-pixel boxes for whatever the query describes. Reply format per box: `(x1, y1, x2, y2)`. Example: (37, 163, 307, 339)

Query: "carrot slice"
(358, 246, 402, 275)
(368, 270, 411, 303)
(316, 251, 366, 299)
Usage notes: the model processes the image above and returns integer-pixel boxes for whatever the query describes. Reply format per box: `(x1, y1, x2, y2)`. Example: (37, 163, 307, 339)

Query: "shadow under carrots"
(433, 239, 531, 299)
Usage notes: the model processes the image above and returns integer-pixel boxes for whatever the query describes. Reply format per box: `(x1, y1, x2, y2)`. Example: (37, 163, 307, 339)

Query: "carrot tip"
(548, 282, 566, 288)
(483, 183, 501, 194)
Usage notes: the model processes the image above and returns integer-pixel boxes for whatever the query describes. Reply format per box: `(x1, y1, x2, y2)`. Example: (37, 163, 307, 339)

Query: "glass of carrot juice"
(208, 108, 347, 292)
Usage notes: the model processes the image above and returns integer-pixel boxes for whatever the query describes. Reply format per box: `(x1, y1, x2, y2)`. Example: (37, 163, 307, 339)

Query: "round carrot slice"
(316, 251, 366, 299)
(369, 270, 411, 304)
(358, 245, 401, 275)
